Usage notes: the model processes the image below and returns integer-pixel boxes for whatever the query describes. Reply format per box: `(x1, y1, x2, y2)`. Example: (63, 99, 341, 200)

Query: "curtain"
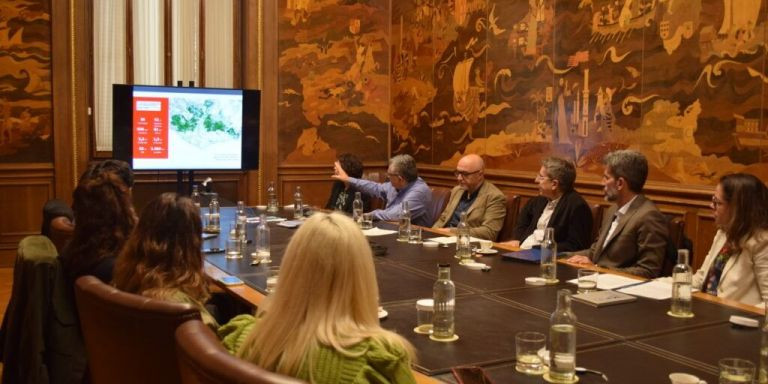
(93, 0, 126, 152)
(172, 0, 200, 85)
(204, 0, 234, 88)
(132, 0, 165, 85)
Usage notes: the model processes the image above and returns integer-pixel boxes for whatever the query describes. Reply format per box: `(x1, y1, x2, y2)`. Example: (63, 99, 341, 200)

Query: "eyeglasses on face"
(387, 172, 401, 179)
(711, 196, 726, 208)
(454, 170, 480, 178)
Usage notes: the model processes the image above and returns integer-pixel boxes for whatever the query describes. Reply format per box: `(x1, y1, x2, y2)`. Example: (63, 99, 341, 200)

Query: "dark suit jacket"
(573, 194, 668, 278)
(512, 191, 593, 252)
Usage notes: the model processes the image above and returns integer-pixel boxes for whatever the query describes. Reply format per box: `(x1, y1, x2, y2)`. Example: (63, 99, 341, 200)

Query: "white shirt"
(602, 195, 638, 248)
(520, 197, 561, 249)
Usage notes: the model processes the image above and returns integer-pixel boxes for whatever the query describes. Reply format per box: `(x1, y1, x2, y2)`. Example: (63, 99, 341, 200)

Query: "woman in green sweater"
(113, 193, 218, 328)
(220, 212, 416, 384)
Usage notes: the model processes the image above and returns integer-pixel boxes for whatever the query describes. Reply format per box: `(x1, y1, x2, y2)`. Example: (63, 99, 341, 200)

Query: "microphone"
(202, 177, 213, 193)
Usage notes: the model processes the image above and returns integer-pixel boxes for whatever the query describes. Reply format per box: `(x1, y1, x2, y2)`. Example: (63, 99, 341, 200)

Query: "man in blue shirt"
(332, 154, 434, 226)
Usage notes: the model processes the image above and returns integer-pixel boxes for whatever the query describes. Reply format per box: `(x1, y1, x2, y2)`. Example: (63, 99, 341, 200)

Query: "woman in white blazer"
(693, 173, 768, 306)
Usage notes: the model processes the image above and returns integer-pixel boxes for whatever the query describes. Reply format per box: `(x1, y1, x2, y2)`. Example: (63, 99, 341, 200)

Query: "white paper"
(362, 227, 397, 236)
(426, 236, 486, 245)
(246, 216, 286, 223)
(276, 220, 303, 228)
(616, 280, 673, 300)
(566, 273, 643, 290)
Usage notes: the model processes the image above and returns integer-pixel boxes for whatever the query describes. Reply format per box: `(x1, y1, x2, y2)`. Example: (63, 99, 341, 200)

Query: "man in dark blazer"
(509, 157, 592, 252)
(432, 154, 507, 240)
(566, 150, 668, 278)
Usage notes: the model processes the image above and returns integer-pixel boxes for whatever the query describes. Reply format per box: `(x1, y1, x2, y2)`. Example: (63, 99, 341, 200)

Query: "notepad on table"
(572, 290, 637, 307)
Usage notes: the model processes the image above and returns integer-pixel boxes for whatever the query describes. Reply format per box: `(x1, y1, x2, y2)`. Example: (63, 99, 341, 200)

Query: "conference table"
(203, 208, 764, 383)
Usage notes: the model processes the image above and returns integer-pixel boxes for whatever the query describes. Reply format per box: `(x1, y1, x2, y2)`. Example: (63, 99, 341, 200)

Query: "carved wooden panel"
(0, 170, 54, 266)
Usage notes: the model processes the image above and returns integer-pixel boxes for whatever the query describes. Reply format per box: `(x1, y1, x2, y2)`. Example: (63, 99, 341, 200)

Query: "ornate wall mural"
(391, 0, 768, 185)
(277, 0, 391, 164)
(0, 0, 52, 163)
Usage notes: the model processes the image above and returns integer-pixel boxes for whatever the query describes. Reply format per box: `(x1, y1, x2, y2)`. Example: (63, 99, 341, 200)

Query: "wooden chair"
(429, 186, 452, 226)
(175, 319, 305, 384)
(496, 193, 521, 242)
(74, 275, 201, 384)
(660, 216, 690, 277)
(589, 203, 604, 243)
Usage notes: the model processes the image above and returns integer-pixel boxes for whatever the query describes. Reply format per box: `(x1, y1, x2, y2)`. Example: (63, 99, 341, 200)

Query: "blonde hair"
(237, 212, 415, 376)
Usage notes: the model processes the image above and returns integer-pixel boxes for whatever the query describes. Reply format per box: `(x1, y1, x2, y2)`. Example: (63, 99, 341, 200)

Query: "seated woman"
(326, 153, 370, 214)
(693, 173, 768, 306)
(113, 193, 219, 328)
(61, 160, 137, 283)
(220, 212, 416, 384)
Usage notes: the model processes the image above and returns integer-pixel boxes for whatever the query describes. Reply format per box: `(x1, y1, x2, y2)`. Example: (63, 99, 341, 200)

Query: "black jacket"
(513, 190, 593, 252)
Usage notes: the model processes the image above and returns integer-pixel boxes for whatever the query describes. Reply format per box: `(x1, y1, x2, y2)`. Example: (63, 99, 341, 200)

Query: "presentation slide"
(131, 87, 243, 170)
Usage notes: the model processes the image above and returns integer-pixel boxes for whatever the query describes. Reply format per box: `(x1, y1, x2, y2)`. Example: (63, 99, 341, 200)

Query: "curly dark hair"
(338, 153, 364, 179)
(113, 193, 208, 303)
(63, 165, 136, 280)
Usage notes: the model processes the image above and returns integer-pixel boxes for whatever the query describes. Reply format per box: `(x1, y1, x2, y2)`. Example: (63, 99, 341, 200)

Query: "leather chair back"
(74, 275, 201, 384)
(589, 203, 604, 243)
(362, 171, 386, 210)
(660, 216, 691, 277)
(429, 187, 452, 226)
(496, 193, 521, 242)
(175, 319, 305, 384)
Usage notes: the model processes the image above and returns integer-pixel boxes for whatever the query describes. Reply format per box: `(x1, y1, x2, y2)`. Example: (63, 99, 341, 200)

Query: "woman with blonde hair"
(113, 192, 218, 328)
(220, 212, 416, 384)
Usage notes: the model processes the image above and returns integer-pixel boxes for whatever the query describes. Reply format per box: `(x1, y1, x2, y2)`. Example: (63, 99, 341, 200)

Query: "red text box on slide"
(133, 97, 169, 159)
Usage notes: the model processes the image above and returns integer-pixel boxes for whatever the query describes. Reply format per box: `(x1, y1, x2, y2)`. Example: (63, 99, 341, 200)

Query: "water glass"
(577, 269, 599, 293)
(719, 358, 755, 383)
(361, 213, 374, 229)
(515, 331, 546, 375)
(266, 266, 280, 294)
(226, 236, 243, 259)
(408, 227, 422, 244)
(414, 298, 433, 334)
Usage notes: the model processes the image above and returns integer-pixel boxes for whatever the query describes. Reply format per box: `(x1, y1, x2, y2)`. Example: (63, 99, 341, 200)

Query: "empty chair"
(74, 275, 201, 384)
(660, 216, 690, 277)
(0, 235, 86, 384)
(496, 193, 521, 242)
(175, 319, 305, 384)
(428, 186, 452, 226)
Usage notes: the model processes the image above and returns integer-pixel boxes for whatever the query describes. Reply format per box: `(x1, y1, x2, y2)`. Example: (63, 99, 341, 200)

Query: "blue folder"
(501, 248, 541, 263)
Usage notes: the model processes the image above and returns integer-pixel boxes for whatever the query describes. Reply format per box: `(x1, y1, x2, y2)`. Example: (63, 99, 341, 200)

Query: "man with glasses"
(332, 154, 434, 226)
(565, 150, 668, 278)
(432, 154, 506, 240)
(507, 157, 592, 252)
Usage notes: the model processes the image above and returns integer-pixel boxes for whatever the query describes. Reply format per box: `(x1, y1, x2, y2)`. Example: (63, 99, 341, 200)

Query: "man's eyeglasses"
(387, 172, 401, 179)
(454, 170, 480, 178)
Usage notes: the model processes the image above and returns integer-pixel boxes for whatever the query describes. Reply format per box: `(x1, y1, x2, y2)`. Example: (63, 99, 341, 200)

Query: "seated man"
(509, 157, 592, 252)
(332, 154, 433, 226)
(432, 154, 506, 240)
(566, 150, 668, 278)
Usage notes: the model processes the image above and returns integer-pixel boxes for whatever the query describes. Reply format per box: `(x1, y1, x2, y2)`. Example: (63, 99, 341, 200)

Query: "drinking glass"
(408, 227, 422, 244)
(414, 298, 433, 334)
(225, 223, 243, 259)
(515, 331, 546, 375)
(719, 358, 755, 383)
(266, 266, 280, 294)
(577, 269, 599, 293)
(361, 213, 374, 229)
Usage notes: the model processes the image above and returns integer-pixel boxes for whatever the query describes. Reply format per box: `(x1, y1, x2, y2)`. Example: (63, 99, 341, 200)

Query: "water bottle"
(541, 227, 557, 283)
(191, 184, 201, 208)
(760, 302, 768, 383)
(455, 211, 471, 263)
(293, 186, 303, 219)
(236, 200, 247, 239)
(207, 193, 220, 233)
(252, 213, 271, 263)
(397, 201, 411, 242)
(267, 181, 278, 213)
(549, 289, 577, 382)
(669, 249, 693, 318)
(352, 192, 363, 226)
(432, 263, 455, 340)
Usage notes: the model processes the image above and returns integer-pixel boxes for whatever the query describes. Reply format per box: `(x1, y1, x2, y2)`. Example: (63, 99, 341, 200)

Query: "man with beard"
(432, 154, 506, 240)
(565, 150, 669, 278)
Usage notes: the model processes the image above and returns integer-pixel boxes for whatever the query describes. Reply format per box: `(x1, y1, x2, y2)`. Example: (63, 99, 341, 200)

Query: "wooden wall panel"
(0, 168, 55, 266)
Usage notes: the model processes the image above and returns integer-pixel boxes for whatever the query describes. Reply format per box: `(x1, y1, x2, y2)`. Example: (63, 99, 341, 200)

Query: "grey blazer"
(573, 194, 668, 278)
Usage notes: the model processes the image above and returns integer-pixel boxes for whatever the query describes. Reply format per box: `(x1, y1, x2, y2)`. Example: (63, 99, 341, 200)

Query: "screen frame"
(112, 84, 260, 171)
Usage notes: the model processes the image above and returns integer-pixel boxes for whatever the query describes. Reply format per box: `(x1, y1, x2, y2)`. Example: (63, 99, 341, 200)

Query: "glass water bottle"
(541, 227, 557, 283)
(293, 186, 303, 219)
(207, 194, 220, 233)
(432, 263, 455, 340)
(352, 192, 363, 226)
(267, 181, 278, 213)
(455, 211, 471, 263)
(253, 213, 271, 263)
(191, 184, 201, 208)
(397, 201, 411, 242)
(549, 289, 577, 382)
(669, 249, 693, 318)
